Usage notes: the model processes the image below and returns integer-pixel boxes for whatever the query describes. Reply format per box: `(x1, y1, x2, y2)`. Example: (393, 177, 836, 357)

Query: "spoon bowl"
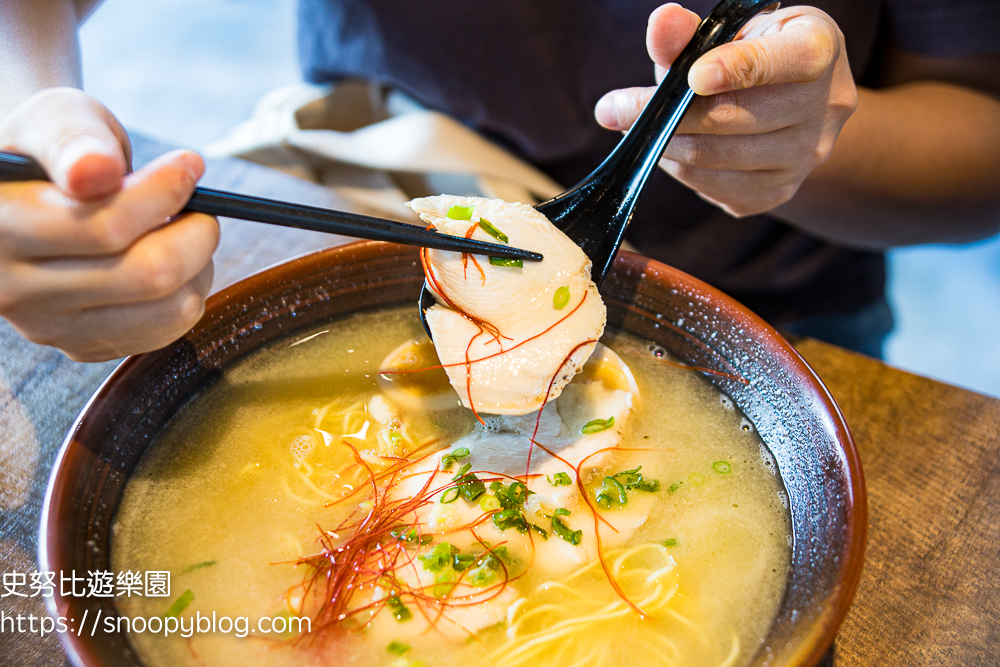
(420, 0, 779, 336)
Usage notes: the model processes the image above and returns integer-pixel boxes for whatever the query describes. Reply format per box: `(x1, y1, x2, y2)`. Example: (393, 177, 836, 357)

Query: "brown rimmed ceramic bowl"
(39, 241, 866, 667)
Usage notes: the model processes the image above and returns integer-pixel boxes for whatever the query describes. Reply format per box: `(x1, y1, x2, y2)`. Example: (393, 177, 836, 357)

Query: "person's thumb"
(646, 3, 701, 71)
(0, 87, 131, 200)
(687, 13, 839, 95)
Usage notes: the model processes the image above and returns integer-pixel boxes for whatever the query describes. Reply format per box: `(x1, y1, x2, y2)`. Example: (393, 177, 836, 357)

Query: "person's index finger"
(674, 82, 815, 136)
(688, 15, 840, 95)
(5, 150, 207, 260)
(89, 150, 205, 252)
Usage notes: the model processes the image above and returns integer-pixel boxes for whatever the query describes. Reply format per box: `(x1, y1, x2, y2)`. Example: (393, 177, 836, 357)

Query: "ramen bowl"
(39, 241, 866, 667)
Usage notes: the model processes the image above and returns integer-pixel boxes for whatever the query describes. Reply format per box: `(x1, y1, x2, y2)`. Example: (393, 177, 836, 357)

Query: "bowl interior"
(40, 241, 865, 667)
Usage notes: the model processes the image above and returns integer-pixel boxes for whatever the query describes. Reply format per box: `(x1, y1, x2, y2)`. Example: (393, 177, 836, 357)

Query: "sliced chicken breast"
(386, 344, 645, 577)
(408, 195, 606, 416)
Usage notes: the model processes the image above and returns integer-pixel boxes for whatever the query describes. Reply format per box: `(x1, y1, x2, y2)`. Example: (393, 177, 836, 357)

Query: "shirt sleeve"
(886, 0, 1000, 57)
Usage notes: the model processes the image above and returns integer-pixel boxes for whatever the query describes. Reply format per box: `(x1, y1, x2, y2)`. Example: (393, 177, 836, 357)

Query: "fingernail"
(594, 93, 618, 128)
(689, 62, 726, 95)
(55, 135, 116, 177)
(55, 136, 126, 198)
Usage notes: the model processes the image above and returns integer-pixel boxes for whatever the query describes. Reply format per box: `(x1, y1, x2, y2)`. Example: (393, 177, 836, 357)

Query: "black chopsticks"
(0, 151, 543, 262)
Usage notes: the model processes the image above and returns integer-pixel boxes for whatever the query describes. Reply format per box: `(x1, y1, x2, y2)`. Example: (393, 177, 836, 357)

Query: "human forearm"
(775, 83, 1000, 249)
(0, 0, 87, 119)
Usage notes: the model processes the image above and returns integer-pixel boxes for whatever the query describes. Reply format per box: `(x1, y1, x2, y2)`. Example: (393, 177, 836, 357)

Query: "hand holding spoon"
(420, 0, 780, 336)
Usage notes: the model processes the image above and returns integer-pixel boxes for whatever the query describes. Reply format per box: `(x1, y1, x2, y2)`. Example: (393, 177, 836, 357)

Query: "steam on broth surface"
(113, 308, 791, 667)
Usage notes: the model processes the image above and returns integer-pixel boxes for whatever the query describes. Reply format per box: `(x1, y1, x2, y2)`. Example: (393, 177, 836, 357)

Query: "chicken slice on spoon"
(409, 195, 606, 416)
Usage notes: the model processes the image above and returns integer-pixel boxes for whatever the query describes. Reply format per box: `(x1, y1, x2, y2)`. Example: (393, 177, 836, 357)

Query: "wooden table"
(790, 336, 1000, 665)
(1, 142, 997, 665)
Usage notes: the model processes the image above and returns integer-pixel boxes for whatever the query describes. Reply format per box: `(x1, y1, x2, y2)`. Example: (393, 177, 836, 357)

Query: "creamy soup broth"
(113, 307, 791, 667)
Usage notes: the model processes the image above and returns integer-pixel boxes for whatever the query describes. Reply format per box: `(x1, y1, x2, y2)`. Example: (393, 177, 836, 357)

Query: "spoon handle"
(536, 0, 780, 283)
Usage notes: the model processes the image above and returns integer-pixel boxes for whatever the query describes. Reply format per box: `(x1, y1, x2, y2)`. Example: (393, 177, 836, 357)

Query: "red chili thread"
(460, 222, 487, 285)
(420, 247, 506, 346)
(524, 338, 598, 478)
(574, 447, 647, 618)
(420, 246, 511, 423)
(382, 290, 591, 377)
(297, 453, 528, 638)
(296, 300, 664, 640)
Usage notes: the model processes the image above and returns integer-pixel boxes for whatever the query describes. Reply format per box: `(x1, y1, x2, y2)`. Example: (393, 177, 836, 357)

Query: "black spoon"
(419, 0, 779, 336)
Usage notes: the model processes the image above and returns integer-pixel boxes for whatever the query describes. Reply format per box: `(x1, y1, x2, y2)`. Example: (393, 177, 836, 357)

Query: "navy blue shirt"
(297, 0, 1000, 324)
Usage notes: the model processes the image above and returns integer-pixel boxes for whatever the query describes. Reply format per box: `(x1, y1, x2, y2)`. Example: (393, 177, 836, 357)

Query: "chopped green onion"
(605, 476, 628, 504)
(452, 463, 486, 502)
(712, 460, 732, 475)
(460, 479, 487, 502)
(490, 480, 527, 509)
(489, 257, 523, 268)
(634, 477, 660, 492)
(689, 472, 705, 486)
(506, 481, 528, 505)
(479, 494, 501, 512)
(663, 538, 680, 547)
(487, 480, 536, 533)
(419, 542, 511, 592)
(668, 482, 681, 494)
(452, 553, 476, 571)
(493, 546, 514, 566)
(433, 571, 458, 598)
(551, 509, 582, 546)
(553, 286, 570, 310)
(595, 465, 660, 508)
(440, 487, 460, 504)
(164, 589, 194, 618)
(581, 416, 615, 434)
(180, 560, 216, 575)
(530, 523, 549, 540)
(474, 550, 501, 571)
(478, 218, 508, 243)
(483, 547, 513, 567)
(440, 447, 470, 471)
(420, 543, 456, 572)
(596, 490, 614, 510)
(468, 564, 497, 587)
(493, 507, 527, 532)
(547, 472, 572, 487)
(387, 596, 412, 622)
(387, 640, 411, 656)
(447, 205, 474, 220)
(391, 527, 414, 542)
(614, 465, 640, 479)
(390, 527, 432, 545)
(613, 466, 660, 492)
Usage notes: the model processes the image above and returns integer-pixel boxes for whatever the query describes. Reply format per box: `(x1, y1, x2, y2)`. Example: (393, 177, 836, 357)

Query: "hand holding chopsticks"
(0, 151, 543, 262)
